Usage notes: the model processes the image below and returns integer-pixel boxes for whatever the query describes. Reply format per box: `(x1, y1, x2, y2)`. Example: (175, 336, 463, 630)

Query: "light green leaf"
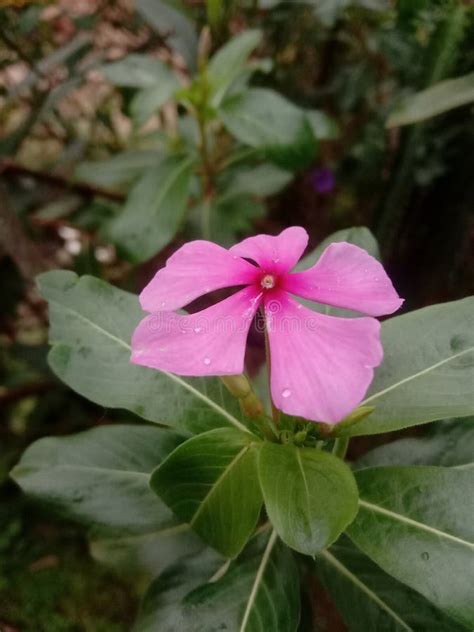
(136, 0, 197, 69)
(101, 54, 176, 89)
(295, 226, 380, 317)
(150, 428, 263, 558)
(315, 536, 465, 632)
(11, 424, 181, 534)
(219, 88, 317, 169)
(108, 155, 194, 262)
(357, 418, 474, 469)
(90, 524, 204, 583)
(387, 72, 474, 128)
(297, 226, 380, 271)
(258, 443, 358, 555)
(75, 151, 162, 190)
(207, 29, 262, 107)
(37, 270, 249, 436)
(305, 109, 339, 140)
(347, 466, 474, 628)
(224, 163, 293, 197)
(131, 75, 180, 126)
(135, 531, 300, 632)
(349, 298, 474, 436)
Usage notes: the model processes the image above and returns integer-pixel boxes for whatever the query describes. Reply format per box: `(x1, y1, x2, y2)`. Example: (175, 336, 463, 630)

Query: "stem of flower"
(332, 437, 350, 460)
(220, 374, 264, 419)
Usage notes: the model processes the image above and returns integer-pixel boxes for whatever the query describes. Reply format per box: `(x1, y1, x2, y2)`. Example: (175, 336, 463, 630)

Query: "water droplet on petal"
(296, 304, 302, 310)
(281, 388, 291, 398)
(161, 301, 166, 307)
(194, 327, 202, 333)
(203, 357, 211, 366)
(272, 257, 280, 264)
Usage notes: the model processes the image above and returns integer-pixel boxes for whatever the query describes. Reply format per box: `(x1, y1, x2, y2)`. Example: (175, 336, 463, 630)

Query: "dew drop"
(272, 257, 280, 264)
(161, 301, 166, 307)
(296, 304, 303, 310)
(421, 551, 430, 561)
(194, 327, 202, 333)
(281, 388, 291, 398)
(203, 357, 211, 366)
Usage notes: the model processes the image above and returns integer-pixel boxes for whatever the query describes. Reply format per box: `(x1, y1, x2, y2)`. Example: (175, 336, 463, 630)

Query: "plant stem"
(332, 437, 350, 460)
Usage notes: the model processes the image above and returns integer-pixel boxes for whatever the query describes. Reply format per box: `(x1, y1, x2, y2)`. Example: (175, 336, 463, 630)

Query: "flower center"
(260, 274, 276, 290)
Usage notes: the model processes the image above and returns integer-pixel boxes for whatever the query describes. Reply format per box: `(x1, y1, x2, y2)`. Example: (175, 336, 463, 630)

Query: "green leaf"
(314, 536, 465, 632)
(135, 531, 300, 632)
(208, 193, 266, 246)
(258, 443, 358, 555)
(150, 428, 263, 558)
(224, 163, 293, 197)
(207, 29, 262, 107)
(101, 54, 176, 88)
(90, 524, 204, 583)
(136, 0, 198, 69)
(75, 151, 162, 190)
(305, 109, 340, 140)
(387, 72, 474, 128)
(131, 76, 180, 126)
(349, 298, 474, 436)
(297, 226, 380, 271)
(11, 424, 181, 534)
(347, 466, 474, 628)
(108, 155, 194, 262)
(219, 88, 317, 169)
(295, 226, 380, 317)
(357, 418, 474, 469)
(37, 270, 249, 435)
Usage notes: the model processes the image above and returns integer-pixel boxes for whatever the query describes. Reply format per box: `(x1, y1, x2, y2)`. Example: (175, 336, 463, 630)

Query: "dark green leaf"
(136, 531, 300, 632)
(11, 424, 181, 534)
(258, 443, 358, 555)
(208, 193, 266, 246)
(220, 88, 317, 169)
(151, 428, 263, 557)
(207, 29, 262, 107)
(387, 72, 474, 128)
(349, 298, 474, 436)
(108, 155, 194, 261)
(37, 270, 249, 435)
(357, 418, 474, 469)
(347, 466, 474, 628)
(314, 536, 465, 632)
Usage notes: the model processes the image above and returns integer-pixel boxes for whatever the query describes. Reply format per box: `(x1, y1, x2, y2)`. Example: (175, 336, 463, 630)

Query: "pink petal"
(131, 286, 262, 376)
(264, 291, 383, 423)
(229, 227, 308, 274)
(283, 242, 403, 316)
(139, 240, 259, 312)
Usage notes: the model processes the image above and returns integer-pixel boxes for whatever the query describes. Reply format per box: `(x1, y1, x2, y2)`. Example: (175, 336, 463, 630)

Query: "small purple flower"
(310, 167, 335, 195)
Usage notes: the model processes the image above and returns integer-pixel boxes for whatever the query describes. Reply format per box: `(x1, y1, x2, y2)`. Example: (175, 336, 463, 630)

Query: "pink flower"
(131, 227, 403, 424)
